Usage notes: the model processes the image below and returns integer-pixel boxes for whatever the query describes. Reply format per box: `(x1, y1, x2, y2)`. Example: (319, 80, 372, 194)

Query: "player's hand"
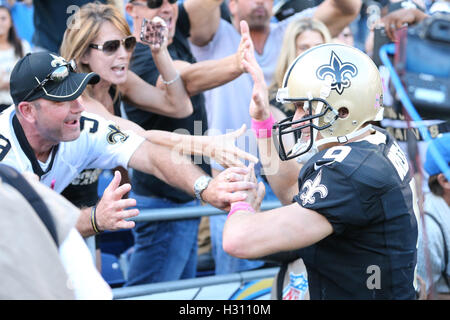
(241, 21, 270, 122)
(201, 167, 257, 211)
(94, 170, 139, 232)
(233, 163, 265, 212)
(141, 16, 168, 53)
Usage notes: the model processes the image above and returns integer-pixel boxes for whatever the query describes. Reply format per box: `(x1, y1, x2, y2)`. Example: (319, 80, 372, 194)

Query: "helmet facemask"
(273, 96, 338, 161)
(272, 44, 384, 162)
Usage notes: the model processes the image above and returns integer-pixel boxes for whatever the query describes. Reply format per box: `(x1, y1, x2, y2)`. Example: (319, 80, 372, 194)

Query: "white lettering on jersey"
(0, 134, 11, 160)
(387, 141, 408, 181)
(300, 169, 328, 206)
(322, 145, 352, 163)
(315, 145, 351, 170)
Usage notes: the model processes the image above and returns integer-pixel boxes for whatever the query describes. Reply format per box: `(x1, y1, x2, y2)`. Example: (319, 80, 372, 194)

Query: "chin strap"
(295, 125, 374, 165)
(315, 124, 374, 148)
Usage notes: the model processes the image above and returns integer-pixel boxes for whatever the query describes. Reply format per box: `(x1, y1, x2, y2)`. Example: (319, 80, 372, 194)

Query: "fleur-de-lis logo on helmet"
(316, 51, 358, 95)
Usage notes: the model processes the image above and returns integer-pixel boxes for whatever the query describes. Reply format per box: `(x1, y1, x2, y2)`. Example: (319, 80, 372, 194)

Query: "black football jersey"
(294, 127, 418, 299)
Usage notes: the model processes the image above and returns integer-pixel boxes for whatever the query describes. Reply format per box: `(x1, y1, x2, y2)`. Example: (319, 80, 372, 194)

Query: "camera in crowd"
(374, 13, 450, 120)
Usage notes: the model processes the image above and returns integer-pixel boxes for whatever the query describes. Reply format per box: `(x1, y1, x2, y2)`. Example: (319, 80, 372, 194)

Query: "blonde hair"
(60, 2, 131, 98)
(270, 18, 331, 105)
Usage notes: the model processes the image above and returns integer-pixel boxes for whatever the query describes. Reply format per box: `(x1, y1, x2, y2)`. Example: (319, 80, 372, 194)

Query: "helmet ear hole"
(338, 107, 349, 119)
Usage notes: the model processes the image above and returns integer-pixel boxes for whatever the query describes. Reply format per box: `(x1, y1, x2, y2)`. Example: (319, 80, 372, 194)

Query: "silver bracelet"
(162, 71, 180, 85)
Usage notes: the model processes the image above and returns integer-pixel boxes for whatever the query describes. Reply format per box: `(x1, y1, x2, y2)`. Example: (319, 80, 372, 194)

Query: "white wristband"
(162, 71, 180, 85)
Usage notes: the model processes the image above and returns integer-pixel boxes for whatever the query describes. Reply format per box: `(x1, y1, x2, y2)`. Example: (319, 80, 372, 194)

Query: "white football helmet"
(274, 44, 384, 161)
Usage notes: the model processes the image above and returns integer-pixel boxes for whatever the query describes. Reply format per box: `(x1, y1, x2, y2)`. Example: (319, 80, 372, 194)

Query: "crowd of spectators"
(0, 0, 448, 300)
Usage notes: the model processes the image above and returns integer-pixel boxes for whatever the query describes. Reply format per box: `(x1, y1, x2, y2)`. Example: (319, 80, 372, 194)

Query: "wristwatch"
(194, 175, 213, 204)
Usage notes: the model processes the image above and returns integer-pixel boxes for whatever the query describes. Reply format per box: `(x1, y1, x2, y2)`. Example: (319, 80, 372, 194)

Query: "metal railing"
(113, 267, 279, 300)
(108, 200, 282, 299)
(131, 200, 282, 222)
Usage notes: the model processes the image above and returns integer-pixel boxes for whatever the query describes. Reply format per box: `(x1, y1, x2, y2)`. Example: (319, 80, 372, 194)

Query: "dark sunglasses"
(132, 0, 177, 9)
(23, 60, 77, 102)
(89, 36, 136, 55)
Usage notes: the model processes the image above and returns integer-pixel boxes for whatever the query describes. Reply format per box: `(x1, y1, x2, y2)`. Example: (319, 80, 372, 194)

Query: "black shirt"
(123, 3, 210, 203)
(32, 0, 107, 53)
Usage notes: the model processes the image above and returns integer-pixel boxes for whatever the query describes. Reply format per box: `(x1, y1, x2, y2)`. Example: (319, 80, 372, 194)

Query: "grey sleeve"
(417, 216, 446, 293)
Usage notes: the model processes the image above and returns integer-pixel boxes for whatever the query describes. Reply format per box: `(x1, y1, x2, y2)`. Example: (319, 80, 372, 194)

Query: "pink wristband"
(251, 113, 275, 138)
(228, 201, 255, 218)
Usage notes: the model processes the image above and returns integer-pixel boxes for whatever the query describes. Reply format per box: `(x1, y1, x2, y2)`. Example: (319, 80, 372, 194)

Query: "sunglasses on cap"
(131, 0, 177, 9)
(89, 36, 137, 56)
(22, 60, 77, 102)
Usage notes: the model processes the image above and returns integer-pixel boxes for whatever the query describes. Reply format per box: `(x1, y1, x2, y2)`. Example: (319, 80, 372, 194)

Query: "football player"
(1, 51, 257, 237)
(223, 43, 419, 299)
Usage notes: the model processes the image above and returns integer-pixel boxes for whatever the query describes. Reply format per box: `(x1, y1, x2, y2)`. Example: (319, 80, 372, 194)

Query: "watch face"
(195, 176, 211, 194)
(199, 179, 208, 188)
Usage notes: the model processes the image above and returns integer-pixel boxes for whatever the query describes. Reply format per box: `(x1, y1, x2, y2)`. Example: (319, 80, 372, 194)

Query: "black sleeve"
(294, 166, 368, 235)
(130, 44, 159, 86)
(177, 2, 191, 39)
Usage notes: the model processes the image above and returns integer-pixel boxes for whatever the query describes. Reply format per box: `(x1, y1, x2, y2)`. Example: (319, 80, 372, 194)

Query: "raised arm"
(241, 21, 301, 205)
(183, 0, 223, 46)
(170, 26, 252, 97)
(81, 94, 257, 168)
(120, 70, 192, 118)
(314, 0, 362, 37)
(118, 17, 193, 118)
(381, 8, 429, 41)
(142, 124, 259, 168)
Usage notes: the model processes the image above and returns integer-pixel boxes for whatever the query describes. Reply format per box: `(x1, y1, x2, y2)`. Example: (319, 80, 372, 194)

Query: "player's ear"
(16, 101, 38, 123)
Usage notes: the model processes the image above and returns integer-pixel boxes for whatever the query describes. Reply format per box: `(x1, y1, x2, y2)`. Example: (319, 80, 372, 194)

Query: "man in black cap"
(0, 51, 255, 237)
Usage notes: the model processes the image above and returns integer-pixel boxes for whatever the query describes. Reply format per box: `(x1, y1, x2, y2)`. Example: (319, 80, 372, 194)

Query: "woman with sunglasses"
(60, 2, 253, 154)
(60, 2, 192, 121)
(58, 3, 256, 222)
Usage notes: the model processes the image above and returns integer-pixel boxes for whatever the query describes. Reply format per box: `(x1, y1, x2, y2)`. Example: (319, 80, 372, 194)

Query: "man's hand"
(202, 124, 259, 168)
(201, 166, 257, 211)
(95, 170, 139, 232)
(162, 125, 258, 168)
(381, 8, 429, 41)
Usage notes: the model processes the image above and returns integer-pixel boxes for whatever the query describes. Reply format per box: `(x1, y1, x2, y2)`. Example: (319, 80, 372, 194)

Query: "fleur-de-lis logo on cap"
(49, 53, 67, 68)
(316, 51, 358, 95)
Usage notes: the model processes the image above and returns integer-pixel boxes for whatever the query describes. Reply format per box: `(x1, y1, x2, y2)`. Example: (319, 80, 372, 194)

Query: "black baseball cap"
(10, 51, 100, 106)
